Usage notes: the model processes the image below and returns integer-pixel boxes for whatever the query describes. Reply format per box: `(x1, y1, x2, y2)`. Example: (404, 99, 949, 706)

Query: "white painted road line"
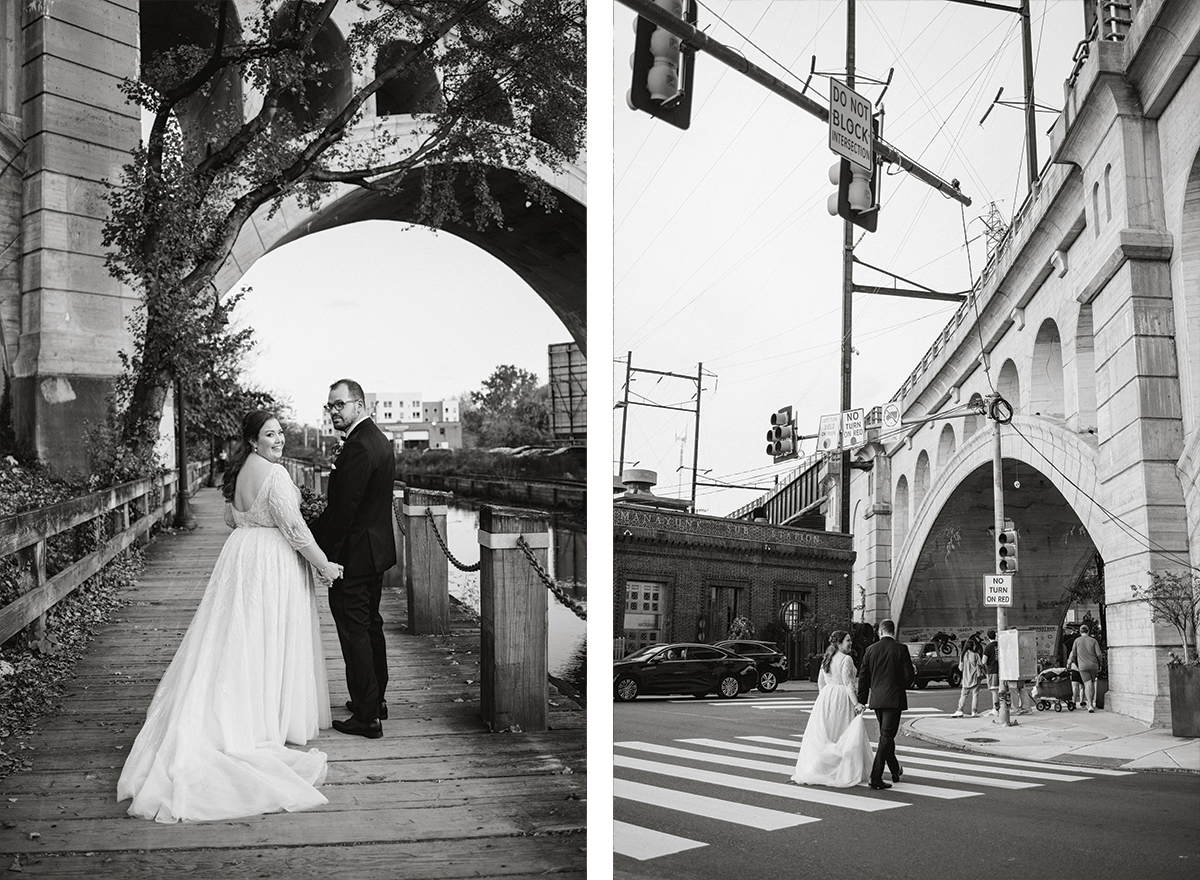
(614, 778, 819, 830)
(614, 820, 706, 860)
(614, 752, 907, 811)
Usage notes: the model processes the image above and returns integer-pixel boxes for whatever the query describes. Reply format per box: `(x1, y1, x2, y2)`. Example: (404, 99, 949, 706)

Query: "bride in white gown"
(791, 631, 874, 788)
(117, 410, 340, 823)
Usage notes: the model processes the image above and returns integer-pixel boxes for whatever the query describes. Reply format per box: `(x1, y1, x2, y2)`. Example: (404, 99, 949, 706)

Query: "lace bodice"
(817, 651, 858, 692)
(224, 465, 315, 553)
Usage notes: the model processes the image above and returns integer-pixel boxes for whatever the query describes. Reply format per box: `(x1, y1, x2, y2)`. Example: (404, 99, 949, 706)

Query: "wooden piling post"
(479, 505, 550, 732)
(381, 484, 406, 594)
(402, 487, 451, 635)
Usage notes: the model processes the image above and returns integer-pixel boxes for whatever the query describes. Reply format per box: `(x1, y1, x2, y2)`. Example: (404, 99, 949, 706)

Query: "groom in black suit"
(856, 618, 915, 790)
(312, 379, 397, 738)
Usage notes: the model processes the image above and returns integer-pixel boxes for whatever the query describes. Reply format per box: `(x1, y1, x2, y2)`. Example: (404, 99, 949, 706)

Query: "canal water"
(443, 503, 586, 697)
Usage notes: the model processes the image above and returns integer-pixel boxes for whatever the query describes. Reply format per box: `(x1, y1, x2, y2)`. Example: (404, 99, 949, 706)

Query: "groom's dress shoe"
(332, 717, 383, 739)
(346, 699, 388, 720)
(868, 780, 892, 790)
(892, 763, 903, 784)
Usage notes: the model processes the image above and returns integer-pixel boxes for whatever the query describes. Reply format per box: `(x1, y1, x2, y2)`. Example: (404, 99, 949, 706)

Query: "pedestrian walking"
(950, 636, 985, 717)
(857, 619, 915, 790)
(1066, 623, 1104, 711)
(791, 631, 873, 788)
(983, 629, 1000, 715)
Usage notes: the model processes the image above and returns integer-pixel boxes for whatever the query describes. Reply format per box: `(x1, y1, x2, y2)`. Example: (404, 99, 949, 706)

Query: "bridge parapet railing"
(0, 461, 209, 649)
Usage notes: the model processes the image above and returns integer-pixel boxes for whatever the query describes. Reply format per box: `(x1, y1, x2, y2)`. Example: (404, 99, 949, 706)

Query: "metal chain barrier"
(517, 535, 586, 620)
(424, 507, 481, 572)
(392, 500, 406, 536)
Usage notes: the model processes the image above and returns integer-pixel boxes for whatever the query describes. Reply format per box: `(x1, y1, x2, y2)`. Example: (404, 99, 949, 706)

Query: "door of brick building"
(780, 590, 811, 677)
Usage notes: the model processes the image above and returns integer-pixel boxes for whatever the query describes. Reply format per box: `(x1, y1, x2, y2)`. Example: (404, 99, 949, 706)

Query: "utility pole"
(992, 405, 1008, 725)
(838, 0, 856, 536)
(692, 361, 703, 511)
(617, 351, 632, 476)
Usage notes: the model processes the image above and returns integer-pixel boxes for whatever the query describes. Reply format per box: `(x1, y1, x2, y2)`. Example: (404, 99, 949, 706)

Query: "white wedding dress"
(117, 465, 333, 823)
(791, 651, 873, 788)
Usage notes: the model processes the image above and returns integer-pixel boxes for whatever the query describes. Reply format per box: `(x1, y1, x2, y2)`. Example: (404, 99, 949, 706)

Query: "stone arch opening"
(270, 1, 354, 128)
(139, 1, 246, 159)
(1092, 181, 1100, 235)
(374, 40, 444, 116)
(914, 450, 931, 513)
(936, 423, 956, 470)
(998, 358, 1021, 413)
(460, 72, 515, 127)
(1180, 147, 1200, 431)
(1031, 319, 1065, 418)
(894, 475, 910, 553)
(963, 413, 978, 440)
(1104, 163, 1112, 221)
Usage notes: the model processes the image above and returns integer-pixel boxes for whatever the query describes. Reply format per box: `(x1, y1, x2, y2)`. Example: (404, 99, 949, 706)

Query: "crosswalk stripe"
(614, 779, 818, 830)
(679, 738, 1032, 792)
(891, 743, 1137, 776)
(888, 754, 1092, 782)
(614, 819, 706, 860)
(614, 750, 906, 811)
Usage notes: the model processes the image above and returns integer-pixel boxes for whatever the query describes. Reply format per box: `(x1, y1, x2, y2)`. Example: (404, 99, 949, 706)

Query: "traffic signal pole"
(992, 406, 1011, 725)
(616, 0, 972, 207)
(838, 0, 856, 536)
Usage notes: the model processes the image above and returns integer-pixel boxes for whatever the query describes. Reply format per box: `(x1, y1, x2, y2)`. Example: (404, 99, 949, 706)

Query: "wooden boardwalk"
(0, 487, 586, 879)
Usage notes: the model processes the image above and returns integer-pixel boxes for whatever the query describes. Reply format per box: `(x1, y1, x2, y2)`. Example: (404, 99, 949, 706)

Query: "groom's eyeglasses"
(323, 399, 362, 413)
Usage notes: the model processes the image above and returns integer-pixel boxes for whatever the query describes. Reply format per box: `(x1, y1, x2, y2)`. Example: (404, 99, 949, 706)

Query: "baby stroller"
(1032, 667, 1076, 712)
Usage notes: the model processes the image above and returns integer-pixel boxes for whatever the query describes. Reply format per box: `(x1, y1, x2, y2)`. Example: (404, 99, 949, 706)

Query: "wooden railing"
(0, 461, 209, 646)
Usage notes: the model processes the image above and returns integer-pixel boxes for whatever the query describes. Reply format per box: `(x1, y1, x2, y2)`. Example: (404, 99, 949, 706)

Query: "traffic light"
(996, 524, 1018, 573)
(627, 0, 696, 130)
(827, 119, 879, 232)
(766, 406, 799, 462)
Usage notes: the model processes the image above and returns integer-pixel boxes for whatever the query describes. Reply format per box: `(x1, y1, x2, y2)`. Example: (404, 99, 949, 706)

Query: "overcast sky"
(232, 220, 572, 427)
(613, 0, 1084, 514)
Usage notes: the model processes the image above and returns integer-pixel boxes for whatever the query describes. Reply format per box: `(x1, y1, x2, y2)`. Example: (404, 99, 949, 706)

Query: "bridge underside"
(270, 165, 586, 355)
(899, 459, 1097, 632)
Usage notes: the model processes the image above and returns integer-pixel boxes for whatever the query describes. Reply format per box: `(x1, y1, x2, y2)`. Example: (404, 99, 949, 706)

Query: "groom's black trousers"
(329, 571, 388, 723)
(871, 708, 902, 783)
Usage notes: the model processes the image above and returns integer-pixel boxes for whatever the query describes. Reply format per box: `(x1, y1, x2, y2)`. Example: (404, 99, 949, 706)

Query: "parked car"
(713, 639, 789, 692)
(613, 643, 759, 701)
(906, 640, 962, 688)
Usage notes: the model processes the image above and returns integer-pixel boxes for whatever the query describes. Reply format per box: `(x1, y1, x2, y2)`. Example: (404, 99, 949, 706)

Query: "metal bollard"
(402, 487, 451, 635)
(478, 505, 550, 732)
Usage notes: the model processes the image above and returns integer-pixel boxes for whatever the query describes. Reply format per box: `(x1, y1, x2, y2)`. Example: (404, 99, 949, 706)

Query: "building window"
(623, 579, 665, 652)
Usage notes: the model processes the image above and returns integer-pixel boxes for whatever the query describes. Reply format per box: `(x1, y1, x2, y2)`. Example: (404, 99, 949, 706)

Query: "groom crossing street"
(311, 379, 397, 739)
(857, 618, 915, 790)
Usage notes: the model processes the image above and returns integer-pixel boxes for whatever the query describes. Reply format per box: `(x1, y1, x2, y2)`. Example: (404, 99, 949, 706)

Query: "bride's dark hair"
(221, 410, 277, 502)
(822, 630, 850, 673)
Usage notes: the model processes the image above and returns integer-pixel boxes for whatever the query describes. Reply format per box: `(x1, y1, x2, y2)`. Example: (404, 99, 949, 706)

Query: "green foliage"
(0, 461, 146, 780)
(726, 615, 754, 640)
(462, 365, 551, 448)
(1134, 570, 1200, 664)
(103, 0, 586, 461)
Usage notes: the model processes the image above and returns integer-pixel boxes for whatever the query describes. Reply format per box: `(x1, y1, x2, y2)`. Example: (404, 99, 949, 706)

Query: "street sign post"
(984, 574, 1013, 607)
(842, 407, 865, 448)
(829, 79, 873, 171)
(881, 402, 901, 435)
(817, 414, 841, 452)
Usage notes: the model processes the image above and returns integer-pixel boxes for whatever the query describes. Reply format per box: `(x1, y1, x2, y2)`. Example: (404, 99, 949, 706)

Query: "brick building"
(614, 502, 856, 674)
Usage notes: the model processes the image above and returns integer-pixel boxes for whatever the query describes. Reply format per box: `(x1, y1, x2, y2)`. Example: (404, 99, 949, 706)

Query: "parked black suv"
(713, 639, 789, 692)
(905, 640, 962, 688)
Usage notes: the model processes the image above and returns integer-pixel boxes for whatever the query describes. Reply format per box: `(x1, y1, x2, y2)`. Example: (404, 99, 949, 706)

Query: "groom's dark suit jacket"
(857, 635, 914, 710)
(311, 417, 397, 578)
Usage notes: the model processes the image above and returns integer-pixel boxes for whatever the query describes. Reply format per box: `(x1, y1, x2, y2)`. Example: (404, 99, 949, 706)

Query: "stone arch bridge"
(836, 1, 1200, 725)
(0, 0, 586, 471)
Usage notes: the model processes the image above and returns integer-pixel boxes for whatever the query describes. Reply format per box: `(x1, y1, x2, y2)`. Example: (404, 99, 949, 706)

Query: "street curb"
(902, 718, 1200, 775)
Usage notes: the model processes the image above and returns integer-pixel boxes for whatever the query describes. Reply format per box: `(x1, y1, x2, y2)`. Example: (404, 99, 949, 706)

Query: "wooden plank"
(0, 506, 155, 643)
(0, 476, 155, 556)
(0, 485, 585, 877)
(2, 837, 585, 879)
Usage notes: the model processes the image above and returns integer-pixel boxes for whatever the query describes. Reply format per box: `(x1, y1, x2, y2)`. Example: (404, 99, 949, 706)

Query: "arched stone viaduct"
(844, 1, 1200, 725)
(0, 1, 585, 473)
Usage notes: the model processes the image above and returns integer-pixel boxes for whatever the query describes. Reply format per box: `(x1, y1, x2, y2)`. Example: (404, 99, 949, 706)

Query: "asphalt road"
(613, 683, 1200, 880)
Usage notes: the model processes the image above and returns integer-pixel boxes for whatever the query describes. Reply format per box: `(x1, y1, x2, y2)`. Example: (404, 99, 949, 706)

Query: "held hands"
(316, 560, 343, 585)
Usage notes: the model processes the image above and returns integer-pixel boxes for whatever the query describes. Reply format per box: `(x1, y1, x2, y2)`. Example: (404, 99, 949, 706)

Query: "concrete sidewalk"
(906, 706, 1200, 773)
(775, 678, 1199, 773)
